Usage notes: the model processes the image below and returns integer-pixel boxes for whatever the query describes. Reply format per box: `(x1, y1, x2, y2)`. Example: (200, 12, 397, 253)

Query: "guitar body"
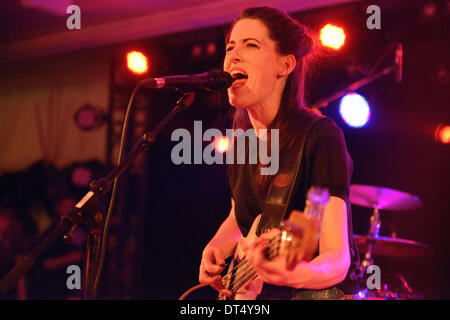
(219, 214, 263, 300)
(218, 187, 329, 300)
(219, 211, 320, 300)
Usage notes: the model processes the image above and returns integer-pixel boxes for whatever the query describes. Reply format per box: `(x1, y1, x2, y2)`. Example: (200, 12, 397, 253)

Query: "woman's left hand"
(241, 229, 312, 288)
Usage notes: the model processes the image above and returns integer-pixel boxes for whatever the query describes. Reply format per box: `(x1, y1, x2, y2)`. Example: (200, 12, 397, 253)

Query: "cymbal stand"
(363, 207, 381, 270)
(357, 207, 381, 276)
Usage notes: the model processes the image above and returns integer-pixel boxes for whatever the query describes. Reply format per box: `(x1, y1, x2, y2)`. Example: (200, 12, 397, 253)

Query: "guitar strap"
(256, 111, 322, 236)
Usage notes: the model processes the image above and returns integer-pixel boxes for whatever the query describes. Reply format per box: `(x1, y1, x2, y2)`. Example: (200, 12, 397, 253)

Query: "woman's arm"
(199, 199, 242, 293)
(245, 196, 351, 289)
(206, 198, 242, 258)
(292, 195, 351, 288)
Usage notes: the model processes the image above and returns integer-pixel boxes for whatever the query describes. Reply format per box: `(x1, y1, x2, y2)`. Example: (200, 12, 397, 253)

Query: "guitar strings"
(224, 200, 325, 295)
(230, 232, 295, 293)
(221, 257, 250, 287)
(223, 257, 253, 294)
(222, 232, 281, 284)
(230, 239, 281, 293)
(231, 267, 257, 293)
(223, 233, 283, 293)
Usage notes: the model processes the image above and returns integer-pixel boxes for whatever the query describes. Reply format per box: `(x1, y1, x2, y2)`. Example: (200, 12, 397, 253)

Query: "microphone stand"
(0, 92, 196, 299)
(310, 65, 394, 110)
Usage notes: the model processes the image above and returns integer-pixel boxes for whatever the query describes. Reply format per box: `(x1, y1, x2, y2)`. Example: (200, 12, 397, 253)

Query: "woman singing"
(199, 7, 359, 300)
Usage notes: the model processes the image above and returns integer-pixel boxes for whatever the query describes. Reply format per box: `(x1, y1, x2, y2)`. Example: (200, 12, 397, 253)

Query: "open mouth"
(230, 71, 248, 88)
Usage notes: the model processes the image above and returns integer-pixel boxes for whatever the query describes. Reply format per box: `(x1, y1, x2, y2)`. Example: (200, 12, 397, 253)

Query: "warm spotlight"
(435, 125, 450, 144)
(126, 51, 149, 74)
(339, 93, 371, 128)
(215, 136, 230, 153)
(320, 24, 346, 50)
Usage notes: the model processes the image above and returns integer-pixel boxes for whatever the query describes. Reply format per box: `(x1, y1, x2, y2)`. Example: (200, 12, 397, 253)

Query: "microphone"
(140, 70, 234, 91)
(395, 43, 403, 83)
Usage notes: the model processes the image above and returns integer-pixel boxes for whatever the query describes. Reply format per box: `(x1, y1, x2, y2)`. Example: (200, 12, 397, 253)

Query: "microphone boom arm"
(310, 66, 394, 110)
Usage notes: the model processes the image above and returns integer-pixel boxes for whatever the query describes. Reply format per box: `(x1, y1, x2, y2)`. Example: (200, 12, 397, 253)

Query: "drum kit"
(349, 184, 429, 300)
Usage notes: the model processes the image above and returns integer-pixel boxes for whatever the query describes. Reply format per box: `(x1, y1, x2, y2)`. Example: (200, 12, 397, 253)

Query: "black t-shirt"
(228, 113, 360, 295)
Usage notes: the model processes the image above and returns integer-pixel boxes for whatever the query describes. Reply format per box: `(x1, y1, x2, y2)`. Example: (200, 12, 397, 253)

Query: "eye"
(247, 43, 259, 48)
(225, 46, 234, 52)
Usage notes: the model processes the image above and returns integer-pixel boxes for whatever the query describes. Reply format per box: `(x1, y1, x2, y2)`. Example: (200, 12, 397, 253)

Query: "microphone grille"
(206, 70, 233, 90)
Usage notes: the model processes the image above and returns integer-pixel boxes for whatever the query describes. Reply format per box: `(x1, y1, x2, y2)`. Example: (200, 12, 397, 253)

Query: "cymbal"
(354, 235, 429, 258)
(350, 184, 422, 211)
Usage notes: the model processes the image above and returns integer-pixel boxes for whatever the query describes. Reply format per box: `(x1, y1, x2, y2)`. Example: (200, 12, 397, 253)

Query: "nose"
(226, 46, 243, 65)
(229, 48, 242, 63)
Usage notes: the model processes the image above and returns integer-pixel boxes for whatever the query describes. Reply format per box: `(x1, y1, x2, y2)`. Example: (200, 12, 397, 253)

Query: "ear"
(277, 54, 296, 78)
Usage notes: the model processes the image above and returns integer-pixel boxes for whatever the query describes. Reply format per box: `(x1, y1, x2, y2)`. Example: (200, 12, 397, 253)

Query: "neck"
(247, 105, 277, 140)
(246, 81, 285, 140)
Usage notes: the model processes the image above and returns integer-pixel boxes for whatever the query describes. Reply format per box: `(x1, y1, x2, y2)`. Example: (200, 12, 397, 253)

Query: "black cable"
(92, 80, 145, 299)
(178, 283, 209, 300)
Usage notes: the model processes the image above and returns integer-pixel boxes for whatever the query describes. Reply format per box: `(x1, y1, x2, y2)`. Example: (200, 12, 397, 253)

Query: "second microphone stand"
(0, 91, 196, 299)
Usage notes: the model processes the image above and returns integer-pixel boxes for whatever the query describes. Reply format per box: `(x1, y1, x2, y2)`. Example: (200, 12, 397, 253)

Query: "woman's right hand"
(199, 244, 232, 297)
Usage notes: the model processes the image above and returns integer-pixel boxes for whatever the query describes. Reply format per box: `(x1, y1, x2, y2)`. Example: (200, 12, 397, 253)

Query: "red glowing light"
(206, 42, 217, 55)
(436, 125, 450, 144)
(191, 45, 202, 58)
(215, 136, 230, 153)
(320, 24, 346, 50)
(126, 51, 148, 74)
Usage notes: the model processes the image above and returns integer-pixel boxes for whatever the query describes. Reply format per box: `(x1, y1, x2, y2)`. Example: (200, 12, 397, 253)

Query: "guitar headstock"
(304, 187, 330, 220)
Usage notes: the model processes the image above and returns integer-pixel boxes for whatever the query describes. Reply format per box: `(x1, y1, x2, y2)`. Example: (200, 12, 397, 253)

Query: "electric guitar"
(218, 187, 330, 300)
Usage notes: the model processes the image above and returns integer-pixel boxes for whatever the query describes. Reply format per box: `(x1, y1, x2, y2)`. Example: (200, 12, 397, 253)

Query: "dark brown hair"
(226, 7, 316, 194)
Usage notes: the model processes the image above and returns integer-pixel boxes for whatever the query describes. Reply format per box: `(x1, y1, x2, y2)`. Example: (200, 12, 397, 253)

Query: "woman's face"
(224, 18, 284, 109)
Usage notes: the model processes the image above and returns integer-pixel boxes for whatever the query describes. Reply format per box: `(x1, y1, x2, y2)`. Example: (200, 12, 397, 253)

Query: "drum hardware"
(350, 184, 429, 299)
(350, 184, 422, 211)
(356, 284, 398, 300)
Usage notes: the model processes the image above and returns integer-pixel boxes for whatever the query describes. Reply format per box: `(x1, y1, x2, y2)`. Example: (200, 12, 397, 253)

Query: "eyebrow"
(226, 38, 261, 45)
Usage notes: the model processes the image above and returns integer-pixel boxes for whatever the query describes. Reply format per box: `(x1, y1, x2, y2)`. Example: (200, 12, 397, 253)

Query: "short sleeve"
(308, 118, 353, 201)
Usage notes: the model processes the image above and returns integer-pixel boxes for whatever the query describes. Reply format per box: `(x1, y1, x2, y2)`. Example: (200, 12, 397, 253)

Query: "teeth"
(230, 70, 248, 79)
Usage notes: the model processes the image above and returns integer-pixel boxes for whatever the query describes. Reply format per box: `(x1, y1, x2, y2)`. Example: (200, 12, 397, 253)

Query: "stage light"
(74, 104, 107, 131)
(215, 136, 230, 153)
(126, 51, 148, 74)
(435, 125, 450, 144)
(191, 45, 202, 58)
(71, 165, 93, 188)
(320, 24, 346, 50)
(206, 42, 217, 56)
(422, 2, 437, 18)
(339, 93, 371, 128)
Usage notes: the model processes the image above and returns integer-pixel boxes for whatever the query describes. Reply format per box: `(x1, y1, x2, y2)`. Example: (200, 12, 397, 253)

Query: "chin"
(228, 95, 251, 110)
(229, 102, 249, 109)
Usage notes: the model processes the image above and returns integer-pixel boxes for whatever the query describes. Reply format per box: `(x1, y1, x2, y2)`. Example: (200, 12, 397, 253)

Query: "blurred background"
(0, 0, 449, 299)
